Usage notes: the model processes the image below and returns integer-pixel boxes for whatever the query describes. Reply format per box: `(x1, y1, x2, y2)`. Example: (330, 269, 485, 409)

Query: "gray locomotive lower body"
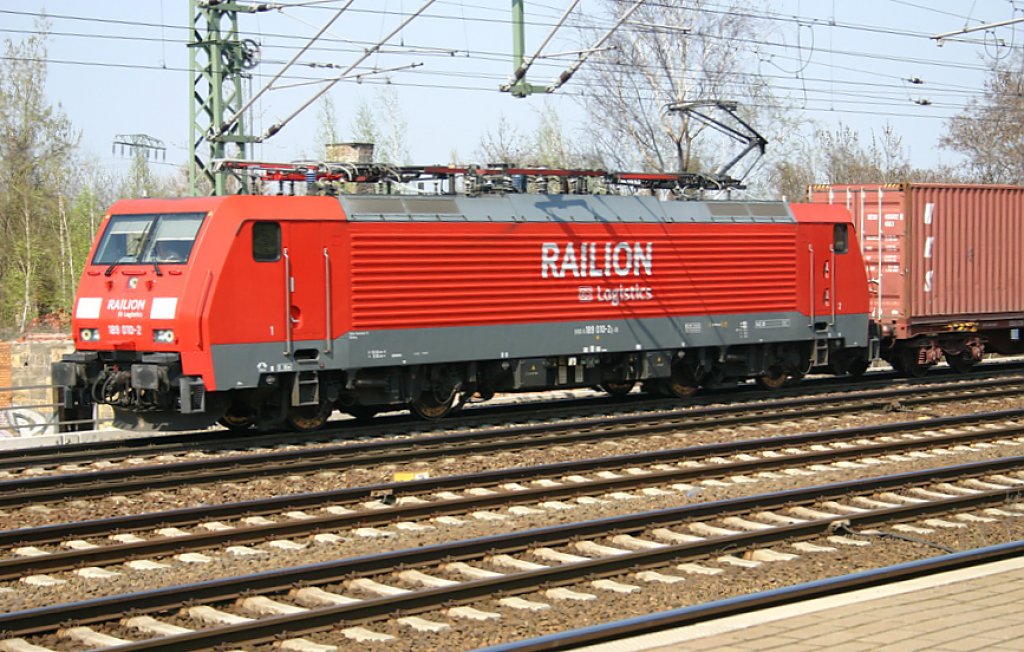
(214, 311, 869, 426)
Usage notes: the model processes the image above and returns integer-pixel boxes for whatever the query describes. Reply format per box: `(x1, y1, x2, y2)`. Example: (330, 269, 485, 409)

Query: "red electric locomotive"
(53, 170, 871, 431)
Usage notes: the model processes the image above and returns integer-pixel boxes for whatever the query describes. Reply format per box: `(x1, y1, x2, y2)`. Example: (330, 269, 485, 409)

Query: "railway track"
(3, 407, 1024, 585)
(3, 458, 1024, 650)
(4, 364, 1020, 474)
(2, 376, 1022, 509)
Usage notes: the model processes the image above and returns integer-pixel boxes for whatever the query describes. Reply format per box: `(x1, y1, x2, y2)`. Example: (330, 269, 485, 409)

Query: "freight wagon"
(810, 183, 1024, 375)
(53, 192, 871, 431)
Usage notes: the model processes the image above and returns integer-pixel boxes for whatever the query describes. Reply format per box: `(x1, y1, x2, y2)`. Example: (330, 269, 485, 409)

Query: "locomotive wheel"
(410, 389, 457, 420)
(662, 365, 700, 398)
(472, 389, 496, 402)
(755, 367, 789, 390)
(946, 352, 977, 374)
(286, 401, 332, 432)
(846, 357, 869, 379)
(601, 380, 636, 397)
(218, 412, 254, 431)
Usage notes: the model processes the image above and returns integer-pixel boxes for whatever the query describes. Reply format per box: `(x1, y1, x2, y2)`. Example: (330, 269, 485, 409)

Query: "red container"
(809, 183, 1024, 340)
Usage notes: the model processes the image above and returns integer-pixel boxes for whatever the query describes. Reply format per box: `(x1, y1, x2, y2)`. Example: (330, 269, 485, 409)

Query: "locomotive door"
(281, 221, 328, 356)
(803, 225, 835, 331)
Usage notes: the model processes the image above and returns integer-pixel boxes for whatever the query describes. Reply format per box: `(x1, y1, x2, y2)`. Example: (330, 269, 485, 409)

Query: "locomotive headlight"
(153, 329, 175, 344)
(79, 328, 100, 342)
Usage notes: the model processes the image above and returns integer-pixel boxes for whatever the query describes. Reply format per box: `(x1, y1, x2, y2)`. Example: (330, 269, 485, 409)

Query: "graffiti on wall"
(0, 408, 54, 437)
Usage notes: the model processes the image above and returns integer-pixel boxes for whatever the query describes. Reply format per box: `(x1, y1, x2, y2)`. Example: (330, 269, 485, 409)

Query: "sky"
(4, 1, 1022, 189)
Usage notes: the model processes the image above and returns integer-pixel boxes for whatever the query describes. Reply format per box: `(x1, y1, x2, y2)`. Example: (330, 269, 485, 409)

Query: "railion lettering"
(106, 298, 147, 312)
(541, 242, 653, 279)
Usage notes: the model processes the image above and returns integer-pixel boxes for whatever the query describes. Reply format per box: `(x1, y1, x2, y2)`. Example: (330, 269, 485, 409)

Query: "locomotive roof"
(337, 194, 795, 224)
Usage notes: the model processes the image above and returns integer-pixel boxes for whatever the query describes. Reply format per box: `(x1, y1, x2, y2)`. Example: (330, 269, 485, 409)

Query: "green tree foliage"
(0, 25, 81, 334)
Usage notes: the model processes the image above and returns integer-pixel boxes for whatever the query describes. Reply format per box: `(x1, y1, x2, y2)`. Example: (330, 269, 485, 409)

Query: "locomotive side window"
(833, 224, 849, 254)
(252, 222, 281, 262)
(93, 213, 205, 265)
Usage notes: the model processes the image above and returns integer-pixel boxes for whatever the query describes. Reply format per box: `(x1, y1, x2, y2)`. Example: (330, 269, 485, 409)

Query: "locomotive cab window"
(833, 224, 849, 254)
(252, 222, 281, 262)
(93, 213, 205, 265)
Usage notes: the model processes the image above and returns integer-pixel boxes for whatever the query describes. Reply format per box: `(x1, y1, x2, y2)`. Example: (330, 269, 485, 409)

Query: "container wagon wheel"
(946, 352, 976, 374)
(410, 388, 457, 420)
(600, 380, 636, 397)
(897, 347, 928, 378)
(286, 401, 332, 432)
(755, 367, 789, 390)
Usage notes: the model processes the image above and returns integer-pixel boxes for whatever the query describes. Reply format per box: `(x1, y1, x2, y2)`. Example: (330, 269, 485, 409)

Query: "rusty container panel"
(810, 183, 1024, 333)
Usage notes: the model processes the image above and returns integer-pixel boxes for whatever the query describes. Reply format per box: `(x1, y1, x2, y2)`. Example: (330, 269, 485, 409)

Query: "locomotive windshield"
(93, 213, 205, 266)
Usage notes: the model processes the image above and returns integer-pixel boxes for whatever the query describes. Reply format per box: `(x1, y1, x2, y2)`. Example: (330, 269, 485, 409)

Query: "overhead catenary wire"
(1, 9, 1005, 97)
(216, 0, 357, 138)
(547, 0, 645, 92)
(257, 0, 439, 142)
(1, 3, 1014, 78)
(1, 0, 1001, 102)
(0, 44, 994, 116)
(0, 2, 1013, 48)
(0, 46, 987, 114)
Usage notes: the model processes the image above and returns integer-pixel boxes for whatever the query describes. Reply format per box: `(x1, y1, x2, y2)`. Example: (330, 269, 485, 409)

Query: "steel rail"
(480, 540, 1024, 652)
(4, 408, 1024, 579)
(2, 366, 1017, 472)
(2, 384, 1022, 509)
(3, 455, 1024, 639)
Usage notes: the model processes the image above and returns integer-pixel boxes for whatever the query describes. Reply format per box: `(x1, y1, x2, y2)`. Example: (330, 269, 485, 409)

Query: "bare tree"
(941, 59, 1024, 184)
(350, 98, 381, 148)
(820, 124, 911, 185)
(477, 113, 530, 165)
(314, 94, 340, 159)
(577, 0, 773, 175)
(767, 122, 965, 201)
(348, 87, 410, 165)
(477, 103, 604, 169)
